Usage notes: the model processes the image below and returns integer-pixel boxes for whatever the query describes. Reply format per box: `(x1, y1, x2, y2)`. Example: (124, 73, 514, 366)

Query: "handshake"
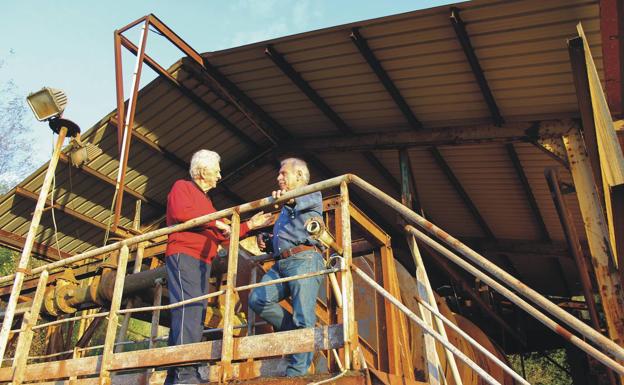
(213, 211, 273, 238)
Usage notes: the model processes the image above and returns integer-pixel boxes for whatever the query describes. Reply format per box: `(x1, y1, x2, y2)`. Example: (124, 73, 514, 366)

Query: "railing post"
(339, 181, 358, 369)
(11, 270, 49, 385)
(0, 126, 68, 362)
(99, 244, 130, 385)
(115, 241, 146, 352)
(219, 211, 241, 382)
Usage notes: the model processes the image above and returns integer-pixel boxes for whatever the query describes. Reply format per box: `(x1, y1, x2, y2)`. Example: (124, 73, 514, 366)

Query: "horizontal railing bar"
(118, 290, 225, 315)
(33, 312, 109, 330)
(414, 296, 528, 385)
(235, 268, 341, 292)
(405, 225, 624, 376)
(352, 265, 502, 385)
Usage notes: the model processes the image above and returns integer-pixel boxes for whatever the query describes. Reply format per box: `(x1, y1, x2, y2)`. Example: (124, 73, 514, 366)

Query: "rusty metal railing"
(2, 174, 624, 384)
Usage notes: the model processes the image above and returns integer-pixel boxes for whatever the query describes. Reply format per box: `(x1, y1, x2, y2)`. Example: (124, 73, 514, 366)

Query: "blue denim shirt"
(272, 191, 323, 255)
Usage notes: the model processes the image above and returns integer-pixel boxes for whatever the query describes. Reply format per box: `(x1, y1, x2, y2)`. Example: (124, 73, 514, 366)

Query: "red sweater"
(165, 179, 249, 262)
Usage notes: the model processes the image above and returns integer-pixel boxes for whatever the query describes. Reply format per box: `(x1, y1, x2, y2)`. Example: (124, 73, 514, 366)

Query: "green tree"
(0, 51, 35, 194)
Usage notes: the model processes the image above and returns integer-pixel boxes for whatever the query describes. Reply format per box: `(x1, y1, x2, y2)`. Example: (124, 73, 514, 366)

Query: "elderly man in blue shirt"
(249, 157, 325, 377)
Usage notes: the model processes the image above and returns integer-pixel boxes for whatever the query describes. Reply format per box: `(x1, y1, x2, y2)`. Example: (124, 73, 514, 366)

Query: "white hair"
(281, 157, 310, 184)
(189, 150, 220, 179)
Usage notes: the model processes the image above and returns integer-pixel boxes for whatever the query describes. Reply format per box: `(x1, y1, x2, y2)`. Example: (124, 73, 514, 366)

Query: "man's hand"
(247, 211, 272, 230)
(257, 233, 267, 251)
(215, 220, 231, 238)
(272, 189, 295, 205)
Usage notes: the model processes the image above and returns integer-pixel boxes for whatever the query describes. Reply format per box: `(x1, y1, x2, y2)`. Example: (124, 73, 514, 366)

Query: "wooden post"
(563, 131, 624, 381)
(408, 235, 462, 385)
(339, 181, 358, 370)
(115, 239, 146, 352)
(219, 211, 241, 381)
(0, 126, 68, 362)
(99, 244, 130, 385)
(11, 270, 49, 385)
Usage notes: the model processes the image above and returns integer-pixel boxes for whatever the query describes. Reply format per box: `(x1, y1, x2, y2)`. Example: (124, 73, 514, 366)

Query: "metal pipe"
(113, 19, 150, 228)
(33, 311, 109, 331)
(349, 174, 624, 362)
(0, 126, 68, 362)
(0, 175, 350, 285)
(405, 225, 624, 375)
(340, 181, 357, 370)
(545, 168, 602, 330)
(234, 268, 340, 292)
(118, 290, 225, 315)
(414, 296, 529, 385)
(352, 265, 502, 385)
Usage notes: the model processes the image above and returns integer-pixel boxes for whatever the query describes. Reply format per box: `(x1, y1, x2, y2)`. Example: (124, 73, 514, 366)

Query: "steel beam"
(430, 147, 494, 239)
(14, 187, 133, 238)
(264, 45, 401, 193)
(600, 0, 624, 117)
(285, 120, 577, 153)
(58, 152, 165, 212)
(568, 37, 604, 203)
(563, 130, 624, 372)
(350, 28, 422, 130)
(450, 7, 503, 127)
(0, 229, 70, 262)
(506, 143, 549, 241)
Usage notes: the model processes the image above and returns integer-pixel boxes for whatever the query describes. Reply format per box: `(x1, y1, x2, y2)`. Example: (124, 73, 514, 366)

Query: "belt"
(279, 245, 320, 259)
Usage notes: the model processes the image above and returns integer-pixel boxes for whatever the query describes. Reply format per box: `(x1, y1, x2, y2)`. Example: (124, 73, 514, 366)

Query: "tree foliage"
(508, 349, 571, 385)
(0, 53, 34, 194)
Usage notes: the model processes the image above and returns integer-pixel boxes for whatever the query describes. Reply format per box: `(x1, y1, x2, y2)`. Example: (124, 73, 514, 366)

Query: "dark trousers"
(165, 253, 211, 384)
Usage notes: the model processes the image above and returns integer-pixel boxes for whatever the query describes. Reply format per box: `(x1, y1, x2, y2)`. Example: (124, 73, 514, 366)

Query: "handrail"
(0, 175, 349, 285)
(3, 173, 624, 383)
(352, 265, 502, 385)
(348, 174, 624, 364)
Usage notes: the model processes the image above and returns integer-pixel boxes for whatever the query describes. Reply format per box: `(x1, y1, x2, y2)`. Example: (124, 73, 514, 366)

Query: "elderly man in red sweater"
(164, 149, 271, 385)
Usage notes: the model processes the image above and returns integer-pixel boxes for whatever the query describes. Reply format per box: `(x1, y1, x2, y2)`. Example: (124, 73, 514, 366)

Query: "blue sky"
(1, 0, 456, 168)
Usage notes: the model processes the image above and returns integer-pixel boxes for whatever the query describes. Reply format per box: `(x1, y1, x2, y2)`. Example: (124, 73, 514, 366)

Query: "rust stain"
(555, 324, 573, 341)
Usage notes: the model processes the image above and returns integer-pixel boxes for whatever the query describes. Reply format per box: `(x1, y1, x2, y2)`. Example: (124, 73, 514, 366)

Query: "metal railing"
(1, 174, 623, 384)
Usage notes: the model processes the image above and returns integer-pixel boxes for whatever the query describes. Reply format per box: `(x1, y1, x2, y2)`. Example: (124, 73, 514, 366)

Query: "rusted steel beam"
(119, 36, 258, 150)
(146, 14, 204, 64)
(563, 130, 624, 371)
(506, 144, 549, 241)
(287, 120, 577, 153)
(0, 325, 344, 382)
(450, 7, 503, 127)
(545, 168, 602, 334)
(113, 19, 149, 229)
(430, 147, 494, 239)
(14, 186, 132, 238)
(58, 152, 165, 212)
(399, 148, 423, 214)
(0, 229, 70, 261)
(568, 37, 604, 203)
(600, 0, 624, 117)
(264, 45, 401, 193)
(350, 28, 422, 130)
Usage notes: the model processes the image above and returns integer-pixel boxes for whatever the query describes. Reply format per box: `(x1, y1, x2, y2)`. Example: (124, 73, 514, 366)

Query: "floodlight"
(26, 87, 68, 121)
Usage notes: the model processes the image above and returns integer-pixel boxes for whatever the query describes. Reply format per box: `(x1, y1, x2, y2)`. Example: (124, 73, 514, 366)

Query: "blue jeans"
(248, 251, 325, 377)
(164, 253, 211, 384)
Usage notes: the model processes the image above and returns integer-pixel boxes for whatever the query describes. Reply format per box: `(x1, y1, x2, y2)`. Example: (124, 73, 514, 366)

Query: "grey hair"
(281, 157, 310, 184)
(189, 150, 220, 179)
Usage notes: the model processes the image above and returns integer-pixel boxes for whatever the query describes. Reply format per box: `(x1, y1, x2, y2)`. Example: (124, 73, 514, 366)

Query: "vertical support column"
(99, 244, 130, 385)
(247, 267, 257, 336)
(220, 211, 241, 381)
(563, 130, 624, 374)
(149, 279, 163, 349)
(11, 270, 49, 385)
(113, 19, 150, 229)
(0, 126, 67, 362)
(339, 181, 358, 370)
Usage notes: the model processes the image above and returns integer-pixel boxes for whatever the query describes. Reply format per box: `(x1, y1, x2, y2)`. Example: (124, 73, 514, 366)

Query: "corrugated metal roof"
(0, 0, 610, 298)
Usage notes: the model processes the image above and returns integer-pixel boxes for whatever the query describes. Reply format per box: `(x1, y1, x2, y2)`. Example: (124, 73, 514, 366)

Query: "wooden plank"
(0, 325, 344, 382)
